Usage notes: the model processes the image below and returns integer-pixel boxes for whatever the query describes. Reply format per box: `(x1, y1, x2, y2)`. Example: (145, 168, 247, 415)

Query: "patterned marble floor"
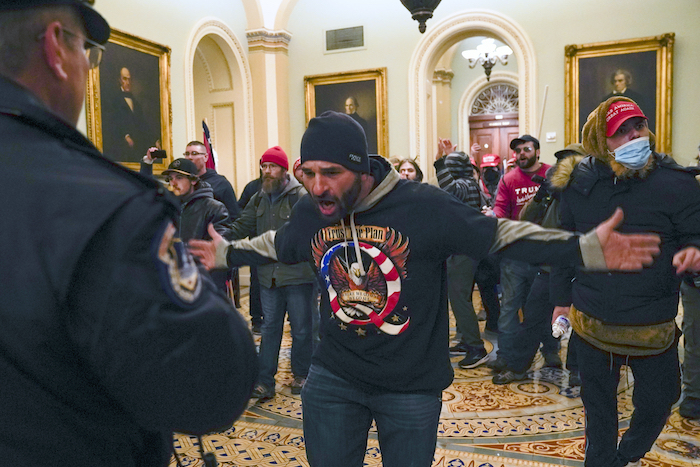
(171, 293, 700, 467)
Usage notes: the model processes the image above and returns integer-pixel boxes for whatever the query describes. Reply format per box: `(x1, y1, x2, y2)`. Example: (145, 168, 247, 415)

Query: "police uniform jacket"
(0, 75, 257, 467)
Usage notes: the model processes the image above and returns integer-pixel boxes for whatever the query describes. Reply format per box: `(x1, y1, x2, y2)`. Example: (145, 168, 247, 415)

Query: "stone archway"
(408, 10, 537, 176)
(185, 18, 255, 191)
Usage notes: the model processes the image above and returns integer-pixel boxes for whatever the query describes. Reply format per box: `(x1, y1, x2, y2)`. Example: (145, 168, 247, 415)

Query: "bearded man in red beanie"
(550, 97, 700, 467)
(223, 146, 317, 400)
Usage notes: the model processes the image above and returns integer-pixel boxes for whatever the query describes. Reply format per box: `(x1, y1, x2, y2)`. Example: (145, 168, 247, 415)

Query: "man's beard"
(517, 154, 537, 170)
(311, 173, 363, 223)
(262, 175, 283, 194)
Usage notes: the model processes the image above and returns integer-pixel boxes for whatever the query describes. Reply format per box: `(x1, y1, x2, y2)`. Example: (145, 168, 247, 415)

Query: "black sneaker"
(492, 370, 527, 385)
(458, 348, 489, 369)
(251, 323, 262, 334)
(679, 396, 700, 419)
(449, 342, 469, 354)
(251, 384, 275, 401)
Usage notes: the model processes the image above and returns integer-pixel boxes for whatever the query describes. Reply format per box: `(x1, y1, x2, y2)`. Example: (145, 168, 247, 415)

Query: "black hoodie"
(248, 156, 587, 393)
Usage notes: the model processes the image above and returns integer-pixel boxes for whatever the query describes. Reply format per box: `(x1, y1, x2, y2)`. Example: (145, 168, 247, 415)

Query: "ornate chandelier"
(400, 0, 442, 33)
(462, 38, 513, 81)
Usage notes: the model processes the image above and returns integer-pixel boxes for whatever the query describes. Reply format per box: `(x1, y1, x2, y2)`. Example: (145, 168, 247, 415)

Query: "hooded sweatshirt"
(224, 156, 609, 393)
(434, 152, 483, 210)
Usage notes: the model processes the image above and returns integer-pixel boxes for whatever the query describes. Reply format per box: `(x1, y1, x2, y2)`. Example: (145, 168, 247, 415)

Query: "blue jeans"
(301, 364, 442, 467)
(497, 258, 537, 360)
(258, 283, 315, 388)
(508, 271, 560, 373)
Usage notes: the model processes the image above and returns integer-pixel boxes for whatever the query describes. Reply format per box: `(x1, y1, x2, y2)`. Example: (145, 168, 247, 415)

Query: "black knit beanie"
(301, 111, 370, 173)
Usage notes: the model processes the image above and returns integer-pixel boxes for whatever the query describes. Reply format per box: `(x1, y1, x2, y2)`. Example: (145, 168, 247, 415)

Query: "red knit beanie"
(260, 146, 288, 170)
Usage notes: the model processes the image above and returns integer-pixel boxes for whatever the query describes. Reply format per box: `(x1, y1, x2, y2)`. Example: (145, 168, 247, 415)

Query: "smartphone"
(151, 149, 167, 159)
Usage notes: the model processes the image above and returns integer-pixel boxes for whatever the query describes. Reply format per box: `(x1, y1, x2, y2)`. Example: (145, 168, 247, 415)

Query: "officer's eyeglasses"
(63, 29, 104, 68)
(37, 27, 105, 69)
(514, 147, 533, 154)
(183, 151, 207, 156)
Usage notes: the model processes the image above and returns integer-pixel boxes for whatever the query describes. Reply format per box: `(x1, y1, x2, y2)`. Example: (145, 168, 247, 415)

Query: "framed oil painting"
(86, 29, 172, 171)
(564, 33, 673, 153)
(304, 68, 388, 156)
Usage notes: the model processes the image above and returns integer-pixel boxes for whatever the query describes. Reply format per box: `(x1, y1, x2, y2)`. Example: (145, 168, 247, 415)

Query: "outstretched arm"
(492, 208, 660, 271)
(189, 224, 278, 270)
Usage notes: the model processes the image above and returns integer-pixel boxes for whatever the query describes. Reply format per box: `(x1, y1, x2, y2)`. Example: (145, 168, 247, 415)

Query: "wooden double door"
(468, 112, 519, 167)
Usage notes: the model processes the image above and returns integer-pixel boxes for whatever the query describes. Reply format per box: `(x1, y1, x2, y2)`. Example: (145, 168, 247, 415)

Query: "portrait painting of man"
(314, 80, 378, 154)
(99, 41, 162, 163)
(578, 50, 657, 136)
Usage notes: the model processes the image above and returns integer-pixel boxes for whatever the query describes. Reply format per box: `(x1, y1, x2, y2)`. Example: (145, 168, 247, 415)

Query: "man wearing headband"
(190, 110, 663, 467)
(0, 1, 256, 465)
(550, 97, 700, 467)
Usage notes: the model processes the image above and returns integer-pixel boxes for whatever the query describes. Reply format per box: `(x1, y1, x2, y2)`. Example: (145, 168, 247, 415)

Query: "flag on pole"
(202, 120, 216, 170)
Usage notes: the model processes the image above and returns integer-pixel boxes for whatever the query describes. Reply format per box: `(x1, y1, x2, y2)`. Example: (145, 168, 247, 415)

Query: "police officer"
(0, 1, 257, 466)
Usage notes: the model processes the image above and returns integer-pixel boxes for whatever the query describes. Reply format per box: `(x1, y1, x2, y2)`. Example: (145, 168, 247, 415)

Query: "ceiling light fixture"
(400, 0, 442, 34)
(462, 38, 513, 81)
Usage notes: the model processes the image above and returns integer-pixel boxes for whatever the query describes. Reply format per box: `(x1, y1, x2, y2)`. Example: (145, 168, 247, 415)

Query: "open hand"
(470, 142, 481, 156)
(596, 208, 660, 270)
(673, 246, 700, 274)
(188, 224, 224, 270)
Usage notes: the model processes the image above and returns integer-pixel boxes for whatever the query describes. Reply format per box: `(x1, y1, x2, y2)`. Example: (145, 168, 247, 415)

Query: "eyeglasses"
(62, 29, 104, 68)
(37, 27, 105, 69)
(183, 151, 207, 156)
(514, 147, 533, 154)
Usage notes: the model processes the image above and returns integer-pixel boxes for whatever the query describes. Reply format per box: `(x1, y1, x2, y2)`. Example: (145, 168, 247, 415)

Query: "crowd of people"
(2, 2, 700, 467)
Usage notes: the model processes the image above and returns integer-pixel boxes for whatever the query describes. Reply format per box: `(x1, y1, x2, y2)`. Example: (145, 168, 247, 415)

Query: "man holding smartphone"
(143, 142, 241, 221)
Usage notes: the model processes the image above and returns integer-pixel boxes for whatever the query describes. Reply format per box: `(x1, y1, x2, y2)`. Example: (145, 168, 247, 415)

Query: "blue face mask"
(610, 136, 652, 170)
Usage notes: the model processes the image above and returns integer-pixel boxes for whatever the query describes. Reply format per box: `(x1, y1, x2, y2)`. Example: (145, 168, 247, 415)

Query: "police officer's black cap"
(509, 134, 540, 150)
(0, 0, 110, 44)
(162, 158, 200, 178)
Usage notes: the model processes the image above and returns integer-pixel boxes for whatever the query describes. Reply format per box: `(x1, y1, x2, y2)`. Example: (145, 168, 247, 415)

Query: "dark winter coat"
(178, 181, 232, 242)
(551, 153, 700, 326)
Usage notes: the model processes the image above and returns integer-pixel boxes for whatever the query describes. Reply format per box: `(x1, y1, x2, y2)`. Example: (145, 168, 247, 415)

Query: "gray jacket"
(226, 175, 316, 287)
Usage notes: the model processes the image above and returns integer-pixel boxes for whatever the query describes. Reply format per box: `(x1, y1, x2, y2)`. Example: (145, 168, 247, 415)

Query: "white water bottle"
(552, 316, 571, 338)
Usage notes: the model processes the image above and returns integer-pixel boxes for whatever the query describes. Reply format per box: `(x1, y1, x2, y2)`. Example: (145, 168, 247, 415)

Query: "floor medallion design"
(170, 294, 699, 467)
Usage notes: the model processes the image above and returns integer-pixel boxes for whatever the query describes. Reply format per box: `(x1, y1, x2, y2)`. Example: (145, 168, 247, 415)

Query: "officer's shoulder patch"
(154, 221, 202, 306)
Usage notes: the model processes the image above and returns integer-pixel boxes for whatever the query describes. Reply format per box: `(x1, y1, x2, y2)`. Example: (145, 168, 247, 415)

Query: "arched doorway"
(460, 79, 520, 168)
(185, 19, 254, 193)
(408, 10, 537, 178)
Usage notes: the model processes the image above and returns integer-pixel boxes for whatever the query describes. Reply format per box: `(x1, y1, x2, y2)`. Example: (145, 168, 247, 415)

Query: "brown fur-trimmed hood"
(581, 96, 656, 180)
(550, 155, 585, 191)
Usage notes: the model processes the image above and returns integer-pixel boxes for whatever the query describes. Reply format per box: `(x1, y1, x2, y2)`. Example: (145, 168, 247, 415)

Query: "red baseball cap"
(480, 153, 501, 168)
(605, 101, 647, 137)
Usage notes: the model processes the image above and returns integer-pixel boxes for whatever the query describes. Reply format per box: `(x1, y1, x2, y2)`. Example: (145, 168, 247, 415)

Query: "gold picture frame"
(86, 29, 172, 171)
(304, 68, 388, 157)
(565, 33, 674, 153)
